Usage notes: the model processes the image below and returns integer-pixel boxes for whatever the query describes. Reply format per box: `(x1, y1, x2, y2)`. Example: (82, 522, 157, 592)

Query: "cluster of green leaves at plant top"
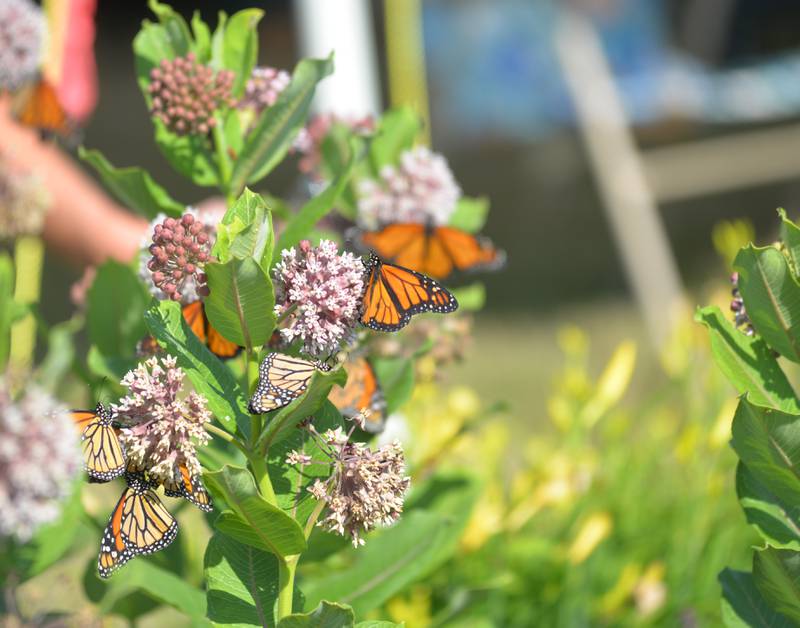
(697, 208, 800, 626)
(80, 0, 332, 206)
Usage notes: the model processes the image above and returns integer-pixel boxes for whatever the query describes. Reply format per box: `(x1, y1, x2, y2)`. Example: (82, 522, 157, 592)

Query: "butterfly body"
(360, 253, 458, 332)
(71, 403, 126, 483)
(359, 223, 504, 280)
(97, 471, 178, 578)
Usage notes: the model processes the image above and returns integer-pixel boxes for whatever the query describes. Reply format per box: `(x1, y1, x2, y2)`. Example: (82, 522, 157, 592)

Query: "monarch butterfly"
(97, 472, 178, 578)
(125, 459, 212, 513)
(13, 79, 71, 137)
(328, 356, 386, 433)
(182, 300, 242, 360)
(360, 253, 458, 332)
(162, 463, 213, 513)
(71, 403, 126, 483)
(248, 352, 330, 414)
(358, 223, 504, 280)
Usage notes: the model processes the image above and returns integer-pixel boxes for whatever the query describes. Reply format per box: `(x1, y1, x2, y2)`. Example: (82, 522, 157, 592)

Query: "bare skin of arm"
(0, 96, 147, 267)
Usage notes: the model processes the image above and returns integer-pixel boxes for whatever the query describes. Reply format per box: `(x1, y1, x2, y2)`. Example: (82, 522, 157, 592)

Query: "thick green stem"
(248, 453, 276, 505)
(277, 555, 298, 620)
(9, 236, 43, 382)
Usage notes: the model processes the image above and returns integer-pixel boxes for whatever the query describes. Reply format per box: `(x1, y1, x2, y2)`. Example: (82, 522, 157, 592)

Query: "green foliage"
(449, 196, 490, 233)
(205, 531, 283, 627)
(702, 211, 800, 626)
(205, 465, 307, 558)
(87, 261, 149, 367)
(78, 148, 184, 219)
(301, 473, 479, 617)
(277, 601, 355, 628)
(734, 244, 800, 363)
(369, 107, 419, 173)
(230, 56, 334, 193)
(719, 569, 792, 628)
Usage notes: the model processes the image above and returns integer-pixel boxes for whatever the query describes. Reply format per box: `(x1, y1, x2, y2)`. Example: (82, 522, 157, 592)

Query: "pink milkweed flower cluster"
(0, 0, 44, 91)
(296, 424, 410, 547)
(147, 213, 212, 302)
(357, 146, 461, 228)
(273, 239, 365, 359)
(239, 66, 290, 114)
(0, 381, 81, 542)
(147, 52, 235, 136)
(113, 355, 211, 484)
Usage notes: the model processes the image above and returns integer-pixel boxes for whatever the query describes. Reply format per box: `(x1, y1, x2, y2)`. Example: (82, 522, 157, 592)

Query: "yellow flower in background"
(568, 512, 613, 565)
(461, 482, 505, 552)
(579, 340, 636, 428)
(634, 562, 667, 618)
(386, 585, 432, 627)
(711, 218, 754, 269)
(558, 325, 588, 358)
(598, 563, 641, 617)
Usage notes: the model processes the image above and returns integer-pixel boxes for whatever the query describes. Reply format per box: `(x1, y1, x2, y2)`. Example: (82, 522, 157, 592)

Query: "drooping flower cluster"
(289, 419, 410, 547)
(0, 155, 49, 239)
(0, 382, 81, 542)
(357, 146, 461, 228)
(146, 213, 212, 302)
(0, 0, 44, 91)
(239, 66, 290, 115)
(730, 272, 754, 336)
(147, 52, 235, 136)
(273, 239, 365, 358)
(113, 355, 211, 483)
(293, 113, 375, 179)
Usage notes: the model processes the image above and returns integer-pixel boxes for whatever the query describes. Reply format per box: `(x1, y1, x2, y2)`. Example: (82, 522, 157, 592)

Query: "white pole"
(555, 9, 686, 347)
(293, 0, 382, 118)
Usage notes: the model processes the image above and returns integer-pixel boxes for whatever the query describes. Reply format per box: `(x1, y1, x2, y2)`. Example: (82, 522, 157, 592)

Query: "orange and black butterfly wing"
(163, 463, 213, 512)
(206, 324, 242, 360)
(98, 473, 178, 578)
(182, 301, 208, 344)
(329, 357, 387, 433)
(433, 226, 505, 276)
(98, 485, 136, 578)
(360, 254, 458, 332)
(360, 224, 444, 276)
(182, 301, 241, 360)
(71, 403, 126, 483)
(14, 80, 70, 136)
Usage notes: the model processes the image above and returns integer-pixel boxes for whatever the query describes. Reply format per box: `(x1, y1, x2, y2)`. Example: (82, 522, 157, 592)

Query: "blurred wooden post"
(294, 0, 381, 117)
(383, 0, 431, 144)
(555, 9, 686, 348)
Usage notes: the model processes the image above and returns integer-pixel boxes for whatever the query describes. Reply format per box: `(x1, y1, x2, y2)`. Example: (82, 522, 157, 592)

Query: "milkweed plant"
(699, 208, 800, 626)
(0, 2, 497, 625)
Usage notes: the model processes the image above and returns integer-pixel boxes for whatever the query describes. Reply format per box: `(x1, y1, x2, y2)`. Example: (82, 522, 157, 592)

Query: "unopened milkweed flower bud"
(357, 146, 461, 228)
(146, 212, 212, 302)
(0, 381, 81, 542)
(273, 240, 364, 359)
(113, 355, 211, 484)
(0, 0, 44, 91)
(147, 52, 235, 136)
